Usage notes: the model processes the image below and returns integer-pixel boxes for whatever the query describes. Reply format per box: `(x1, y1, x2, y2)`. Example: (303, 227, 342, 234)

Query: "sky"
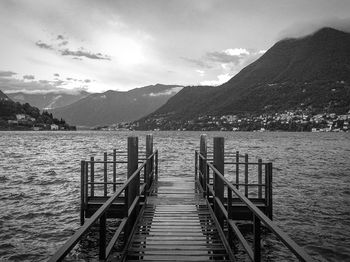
(1, 0, 350, 94)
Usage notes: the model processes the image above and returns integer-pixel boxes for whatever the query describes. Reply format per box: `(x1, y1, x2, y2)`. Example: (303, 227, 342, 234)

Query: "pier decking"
(49, 135, 314, 262)
(125, 177, 231, 261)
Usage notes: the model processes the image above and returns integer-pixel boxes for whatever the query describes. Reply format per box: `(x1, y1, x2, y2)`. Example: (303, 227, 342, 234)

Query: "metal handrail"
(49, 150, 157, 262)
(198, 151, 314, 262)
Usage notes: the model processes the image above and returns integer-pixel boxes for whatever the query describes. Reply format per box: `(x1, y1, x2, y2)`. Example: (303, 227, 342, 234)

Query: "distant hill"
(0, 89, 75, 130)
(137, 27, 350, 127)
(51, 84, 183, 126)
(6, 91, 89, 110)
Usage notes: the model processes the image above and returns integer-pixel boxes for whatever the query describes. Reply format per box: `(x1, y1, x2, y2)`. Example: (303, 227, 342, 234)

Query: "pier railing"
(49, 136, 158, 262)
(196, 149, 272, 219)
(195, 135, 314, 262)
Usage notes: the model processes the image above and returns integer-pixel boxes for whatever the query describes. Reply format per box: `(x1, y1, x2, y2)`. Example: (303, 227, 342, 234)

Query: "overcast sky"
(1, 0, 350, 93)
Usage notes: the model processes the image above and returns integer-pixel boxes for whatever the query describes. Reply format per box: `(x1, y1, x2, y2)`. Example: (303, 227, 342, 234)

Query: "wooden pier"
(49, 135, 314, 262)
(125, 177, 232, 261)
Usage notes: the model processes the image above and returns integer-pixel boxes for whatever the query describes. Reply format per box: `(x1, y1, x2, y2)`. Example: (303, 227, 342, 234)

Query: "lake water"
(0, 131, 349, 261)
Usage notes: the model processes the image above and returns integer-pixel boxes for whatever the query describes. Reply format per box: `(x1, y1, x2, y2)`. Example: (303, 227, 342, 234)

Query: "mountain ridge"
(136, 27, 350, 128)
(6, 90, 89, 110)
(51, 84, 183, 126)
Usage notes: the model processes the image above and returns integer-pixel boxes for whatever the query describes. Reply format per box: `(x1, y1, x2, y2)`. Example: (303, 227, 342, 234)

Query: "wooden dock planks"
(124, 177, 230, 261)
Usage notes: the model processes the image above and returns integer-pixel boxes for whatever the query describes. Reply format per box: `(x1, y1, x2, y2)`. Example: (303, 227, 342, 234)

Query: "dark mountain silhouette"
(0, 90, 12, 101)
(0, 89, 75, 130)
(6, 91, 89, 110)
(51, 84, 183, 126)
(139, 27, 350, 124)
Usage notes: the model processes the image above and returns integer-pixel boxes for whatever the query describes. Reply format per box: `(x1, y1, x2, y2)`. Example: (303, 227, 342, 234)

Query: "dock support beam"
(146, 134, 153, 192)
(125, 136, 139, 238)
(253, 214, 261, 262)
(113, 149, 117, 192)
(80, 160, 85, 226)
(235, 151, 239, 189)
(266, 162, 273, 220)
(213, 137, 224, 228)
(90, 157, 95, 197)
(199, 134, 207, 195)
(99, 213, 107, 260)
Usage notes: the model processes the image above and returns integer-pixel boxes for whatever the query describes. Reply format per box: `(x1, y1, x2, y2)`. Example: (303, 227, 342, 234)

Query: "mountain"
(51, 84, 183, 126)
(0, 90, 12, 102)
(138, 27, 350, 127)
(6, 91, 89, 110)
(0, 89, 75, 130)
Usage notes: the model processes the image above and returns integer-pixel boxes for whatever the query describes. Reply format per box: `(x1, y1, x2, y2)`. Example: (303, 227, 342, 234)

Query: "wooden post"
(90, 157, 94, 197)
(253, 214, 261, 262)
(99, 213, 107, 260)
(235, 151, 239, 189)
(213, 137, 224, 228)
(146, 134, 153, 191)
(104, 152, 107, 196)
(200, 134, 207, 194)
(84, 162, 88, 207)
(265, 163, 268, 218)
(113, 149, 116, 192)
(227, 187, 233, 246)
(155, 150, 158, 181)
(126, 136, 139, 238)
(80, 160, 85, 226)
(195, 151, 198, 181)
(128, 136, 139, 203)
(258, 158, 262, 198)
(143, 157, 147, 193)
(267, 163, 273, 220)
(206, 164, 210, 201)
(244, 153, 248, 197)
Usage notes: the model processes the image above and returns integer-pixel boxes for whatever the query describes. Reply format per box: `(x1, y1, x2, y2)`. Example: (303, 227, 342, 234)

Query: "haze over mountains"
(50, 84, 183, 126)
(137, 27, 350, 127)
(7, 91, 89, 110)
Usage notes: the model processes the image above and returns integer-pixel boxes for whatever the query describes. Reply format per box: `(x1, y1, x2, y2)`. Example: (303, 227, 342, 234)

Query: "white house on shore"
(16, 114, 26, 120)
(50, 124, 59, 130)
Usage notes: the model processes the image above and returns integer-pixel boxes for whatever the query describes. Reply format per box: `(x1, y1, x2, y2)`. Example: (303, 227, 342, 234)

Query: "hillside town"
(133, 110, 350, 132)
(5, 113, 76, 131)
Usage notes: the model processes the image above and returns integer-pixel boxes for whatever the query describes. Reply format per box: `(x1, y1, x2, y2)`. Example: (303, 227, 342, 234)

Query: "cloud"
(84, 79, 91, 83)
(56, 35, 69, 46)
(0, 77, 64, 93)
(0, 70, 17, 77)
(184, 47, 266, 86)
(182, 57, 212, 68)
(58, 40, 69, 46)
(35, 40, 53, 50)
(23, 75, 35, 80)
(277, 17, 350, 40)
(148, 86, 183, 96)
(224, 48, 250, 56)
(54, 73, 60, 77)
(183, 47, 252, 68)
(34, 37, 110, 61)
(1, 79, 86, 94)
(196, 69, 205, 76)
(0, 72, 88, 94)
(206, 48, 250, 64)
(200, 73, 231, 86)
(60, 49, 111, 60)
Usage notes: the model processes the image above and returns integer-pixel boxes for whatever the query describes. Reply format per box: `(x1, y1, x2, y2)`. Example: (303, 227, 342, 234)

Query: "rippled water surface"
(0, 131, 349, 261)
